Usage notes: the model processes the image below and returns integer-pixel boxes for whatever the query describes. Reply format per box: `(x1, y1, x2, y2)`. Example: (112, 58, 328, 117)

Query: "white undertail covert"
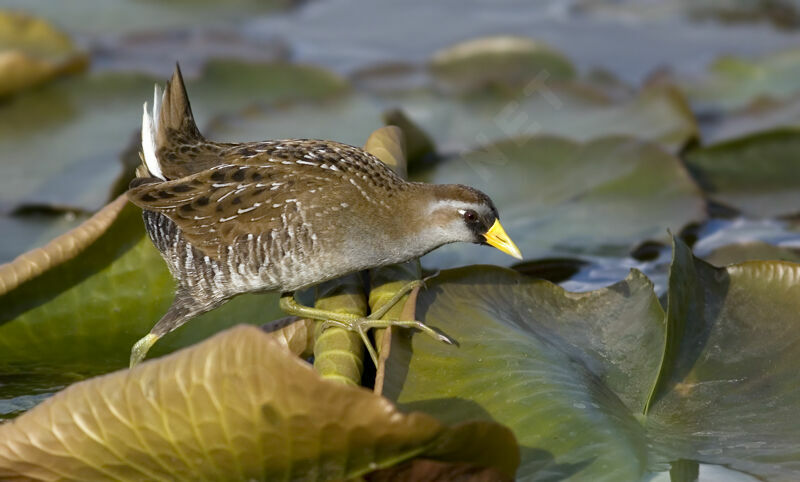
(141, 85, 165, 180)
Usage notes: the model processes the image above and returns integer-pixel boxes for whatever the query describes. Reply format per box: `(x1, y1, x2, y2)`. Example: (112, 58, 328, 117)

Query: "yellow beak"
(483, 219, 523, 260)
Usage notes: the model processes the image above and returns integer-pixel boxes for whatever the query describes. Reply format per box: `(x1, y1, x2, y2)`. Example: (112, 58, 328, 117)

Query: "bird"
(126, 65, 522, 367)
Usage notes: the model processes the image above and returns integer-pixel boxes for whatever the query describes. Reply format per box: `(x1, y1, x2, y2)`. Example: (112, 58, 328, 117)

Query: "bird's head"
(415, 184, 522, 259)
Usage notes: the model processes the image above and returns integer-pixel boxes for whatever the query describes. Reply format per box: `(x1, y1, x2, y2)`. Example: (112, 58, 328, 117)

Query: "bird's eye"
(462, 209, 478, 223)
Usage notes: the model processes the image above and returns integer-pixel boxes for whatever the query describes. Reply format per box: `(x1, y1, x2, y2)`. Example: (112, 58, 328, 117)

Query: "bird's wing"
(127, 163, 336, 251)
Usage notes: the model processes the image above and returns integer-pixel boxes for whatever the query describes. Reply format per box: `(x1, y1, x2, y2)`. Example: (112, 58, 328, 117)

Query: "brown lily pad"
(0, 325, 519, 480)
(0, 11, 88, 97)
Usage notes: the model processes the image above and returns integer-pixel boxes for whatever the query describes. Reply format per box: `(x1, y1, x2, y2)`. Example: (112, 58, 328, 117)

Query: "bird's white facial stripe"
(428, 199, 489, 217)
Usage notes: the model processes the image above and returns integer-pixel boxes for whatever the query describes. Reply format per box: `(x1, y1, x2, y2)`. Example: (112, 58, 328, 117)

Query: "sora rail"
(127, 65, 522, 367)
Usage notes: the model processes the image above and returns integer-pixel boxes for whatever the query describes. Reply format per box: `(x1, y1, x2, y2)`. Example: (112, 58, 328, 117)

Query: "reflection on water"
(694, 216, 800, 254)
(563, 216, 800, 294)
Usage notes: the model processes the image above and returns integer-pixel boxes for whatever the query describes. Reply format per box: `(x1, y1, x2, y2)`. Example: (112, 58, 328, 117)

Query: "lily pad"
(417, 135, 706, 268)
(380, 266, 662, 479)
(701, 94, 800, 145)
(187, 60, 349, 124)
(0, 71, 158, 213)
(384, 84, 697, 155)
(429, 36, 575, 93)
(0, 325, 519, 480)
(380, 238, 800, 479)
(681, 47, 800, 112)
(0, 196, 287, 417)
(687, 0, 800, 29)
(644, 242, 800, 480)
(683, 128, 800, 217)
(0, 11, 88, 97)
(701, 241, 800, 266)
(206, 94, 381, 148)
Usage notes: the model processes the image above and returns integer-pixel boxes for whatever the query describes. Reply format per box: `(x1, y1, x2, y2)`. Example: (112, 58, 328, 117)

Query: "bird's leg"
(129, 296, 197, 368)
(280, 292, 364, 325)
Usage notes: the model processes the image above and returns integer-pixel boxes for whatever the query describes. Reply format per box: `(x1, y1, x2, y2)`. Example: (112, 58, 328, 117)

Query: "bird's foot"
(321, 317, 454, 366)
(130, 333, 160, 368)
(280, 282, 453, 367)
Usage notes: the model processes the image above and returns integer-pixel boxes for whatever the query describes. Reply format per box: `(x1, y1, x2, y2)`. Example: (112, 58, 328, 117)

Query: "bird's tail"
(137, 63, 206, 182)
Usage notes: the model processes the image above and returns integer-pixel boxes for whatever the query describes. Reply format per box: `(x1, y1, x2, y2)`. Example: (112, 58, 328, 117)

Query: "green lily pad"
(0, 197, 287, 417)
(0, 325, 519, 480)
(0, 72, 156, 214)
(0, 11, 87, 97)
(206, 94, 381, 148)
(381, 237, 800, 479)
(429, 36, 575, 92)
(384, 84, 697, 155)
(683, 128, 800, 217)
(702, 94, 800, 145)
(380, 266, 662, 479)
(187, 60, 349, 125)
(417, 135, 705, 268)
(681, 48, 800, 112)
(687, 0, 800, 29)
(0, 202, 282, 368)
(0, 0, 297, 36)
(701, 241, 800, 266)
(644, 241, 800, 480)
